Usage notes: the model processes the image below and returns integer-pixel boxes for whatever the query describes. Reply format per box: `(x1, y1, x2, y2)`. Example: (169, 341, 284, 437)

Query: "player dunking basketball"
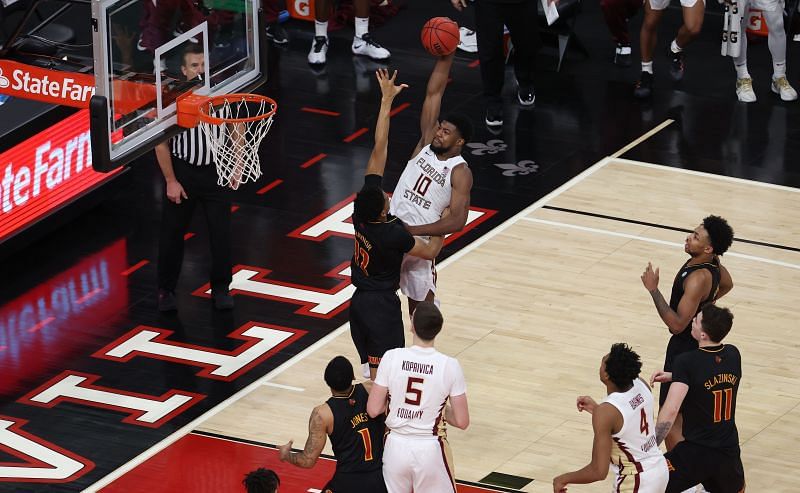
(641, 215, 734, 450)
(351, 69, 446, 380)
(553, 343, 668, 493)
(389, 52, 474, 315)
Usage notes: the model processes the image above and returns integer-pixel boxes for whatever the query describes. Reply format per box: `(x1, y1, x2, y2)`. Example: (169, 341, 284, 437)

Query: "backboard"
(89, 0, 267, 171)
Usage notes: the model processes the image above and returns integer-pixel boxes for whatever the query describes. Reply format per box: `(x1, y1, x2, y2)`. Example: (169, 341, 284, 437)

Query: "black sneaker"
(157, 289, 177, 312)
(634, 71, 653, 99)
(266, 23, 289, 45)
(614, 44, 631, 67)
(212, 289, 234, 310)
(485, 106, 503, 128)
(668, 49, 685, 81)
(517, 87, 535, 107)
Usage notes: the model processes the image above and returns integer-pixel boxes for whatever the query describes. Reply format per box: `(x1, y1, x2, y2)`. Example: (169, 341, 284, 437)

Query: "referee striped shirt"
(170, 107, 231, 166)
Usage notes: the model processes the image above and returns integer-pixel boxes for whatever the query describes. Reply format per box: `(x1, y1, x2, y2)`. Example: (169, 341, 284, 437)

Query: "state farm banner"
(0, 60, 95, 108)
(0, 109, 123, 243)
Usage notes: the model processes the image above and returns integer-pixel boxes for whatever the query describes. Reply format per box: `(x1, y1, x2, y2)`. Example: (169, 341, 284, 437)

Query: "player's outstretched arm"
(365, 69, 408, 178)
(552, 403, 616, 492)
(407, 235, 444, 260)
(278, 404, 331, 468)
(655, 382, 688, 445)
(411, 52, 456, 158)
(406, 164, 473, 236)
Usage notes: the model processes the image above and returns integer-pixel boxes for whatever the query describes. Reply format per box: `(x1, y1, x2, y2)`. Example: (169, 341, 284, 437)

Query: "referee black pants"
(476, 0, 539, 109)
(157, 157, 232, 293)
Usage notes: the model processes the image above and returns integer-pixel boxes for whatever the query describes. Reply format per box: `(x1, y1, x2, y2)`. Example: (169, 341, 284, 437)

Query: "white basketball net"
(198, 96, 275, 188)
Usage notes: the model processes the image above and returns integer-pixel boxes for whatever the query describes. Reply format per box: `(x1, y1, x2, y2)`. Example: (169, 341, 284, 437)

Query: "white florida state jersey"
(604, 378, 666, 476)
(389, 145, 465, 226)
(375, 346, 467, 437)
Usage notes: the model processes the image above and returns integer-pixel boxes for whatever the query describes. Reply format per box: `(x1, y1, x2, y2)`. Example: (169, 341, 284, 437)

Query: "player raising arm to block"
(351, 69, 446, 380)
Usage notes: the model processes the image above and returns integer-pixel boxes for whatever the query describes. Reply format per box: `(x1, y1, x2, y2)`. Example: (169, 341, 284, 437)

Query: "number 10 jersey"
(389, 145, 463, 226)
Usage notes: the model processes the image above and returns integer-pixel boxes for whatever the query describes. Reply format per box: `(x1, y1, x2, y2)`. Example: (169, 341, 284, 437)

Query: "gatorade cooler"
(288, 0, 315, 21)
(746, 8, 769, 37)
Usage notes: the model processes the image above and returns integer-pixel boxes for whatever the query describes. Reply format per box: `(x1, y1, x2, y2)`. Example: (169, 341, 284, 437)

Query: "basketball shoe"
(308, 36, 328, 65)
(735, 78, 756, 103)
(634, 71, 653, 98)
(668, 49, 685, 81)
(485, 105, 503, 129)
(352, 33, 390, 61)
(157, 289, 177, 312)
(771, 76, 798, 101)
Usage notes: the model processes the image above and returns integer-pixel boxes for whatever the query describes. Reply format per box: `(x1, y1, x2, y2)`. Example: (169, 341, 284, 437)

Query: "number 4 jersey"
(375, 345, 467, 437)
(604, 378, 667, 477)
(389, 145, 465, 226)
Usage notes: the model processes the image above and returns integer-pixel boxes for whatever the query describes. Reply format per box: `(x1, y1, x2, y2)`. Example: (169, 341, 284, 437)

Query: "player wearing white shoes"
(307, 0, 390, 65)
(731, 0, 797, 102)
(553, 343, 669, 493)
(389, 52, 474, 315)
(367, 302, 470, 493)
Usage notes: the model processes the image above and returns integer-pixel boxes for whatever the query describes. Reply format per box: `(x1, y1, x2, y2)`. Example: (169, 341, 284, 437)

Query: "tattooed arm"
(641, 263, 709, 335)
(656, 382, 688, 445)
(278, 404, 333, 468)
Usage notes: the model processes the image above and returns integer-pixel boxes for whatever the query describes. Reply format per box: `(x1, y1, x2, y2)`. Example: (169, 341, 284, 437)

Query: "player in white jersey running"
(553, 343, 668, 493)
(367, 302, 470, 493)
(389, 52, 474, 315)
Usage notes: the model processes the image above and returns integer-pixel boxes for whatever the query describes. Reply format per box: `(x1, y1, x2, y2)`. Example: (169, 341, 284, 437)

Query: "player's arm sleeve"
(386, 226, 416, 254)
(449, 358, 467, 397)
(363, 174, 383, 189)
(670, 353, 690, 385)
(374, 349, 394, 387)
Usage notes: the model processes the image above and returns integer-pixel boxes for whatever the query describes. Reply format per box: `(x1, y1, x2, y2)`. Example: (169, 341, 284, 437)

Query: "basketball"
(420, 17, 460, 56)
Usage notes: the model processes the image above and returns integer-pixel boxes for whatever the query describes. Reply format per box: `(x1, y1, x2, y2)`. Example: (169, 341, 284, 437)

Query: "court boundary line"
(85, 123, 678, 491)
(610, 119, 674, 158)
(614, 157, 800, 193)
(521, 217, 800, 271)
(541, 205, 800, 253)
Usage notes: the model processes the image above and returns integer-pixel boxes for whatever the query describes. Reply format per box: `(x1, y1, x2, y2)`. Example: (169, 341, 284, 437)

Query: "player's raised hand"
(376, 69, 408, 100)
(641, 262, 660, 292)
(277, 440, 294, 461)
(576, 395, 597, 414)
(650, 370, 672, 386)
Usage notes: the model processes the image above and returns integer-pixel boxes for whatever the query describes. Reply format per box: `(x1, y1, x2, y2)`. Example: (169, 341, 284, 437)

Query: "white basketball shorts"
(382, 432, 456, 493)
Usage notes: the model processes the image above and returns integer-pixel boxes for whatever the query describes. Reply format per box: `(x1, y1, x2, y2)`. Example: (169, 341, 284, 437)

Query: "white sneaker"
(308, 36, 328, 65)
(362, 363, 370, 379)
(735, 77, 756, 102)
(771, 76, 798, 101)
(457, 27, 477, 53)
(352, 33, 390, 60)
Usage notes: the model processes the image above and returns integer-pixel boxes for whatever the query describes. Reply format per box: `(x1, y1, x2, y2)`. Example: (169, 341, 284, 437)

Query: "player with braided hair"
(553, 343, 668, 493)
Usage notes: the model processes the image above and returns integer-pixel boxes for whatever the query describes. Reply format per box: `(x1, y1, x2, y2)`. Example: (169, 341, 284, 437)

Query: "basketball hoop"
(183, 93, 277, 188)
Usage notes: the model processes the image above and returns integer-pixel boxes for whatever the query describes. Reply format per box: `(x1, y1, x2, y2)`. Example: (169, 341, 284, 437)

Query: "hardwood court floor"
(199, 154, 800, 492)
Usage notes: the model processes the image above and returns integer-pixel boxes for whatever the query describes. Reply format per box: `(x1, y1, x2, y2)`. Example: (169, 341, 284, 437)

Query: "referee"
(155, 45, 234, 312)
